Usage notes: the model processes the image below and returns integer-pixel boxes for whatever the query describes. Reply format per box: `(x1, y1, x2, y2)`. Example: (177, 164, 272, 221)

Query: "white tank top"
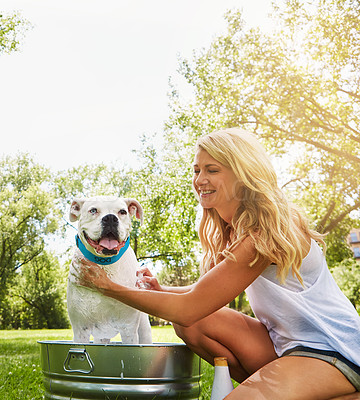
(245, 239, 360, 367)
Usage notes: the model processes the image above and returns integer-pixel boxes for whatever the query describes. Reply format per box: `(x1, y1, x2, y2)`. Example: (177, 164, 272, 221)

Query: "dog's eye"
(119, 209, 127, 216)
(89, 208, 98, 215)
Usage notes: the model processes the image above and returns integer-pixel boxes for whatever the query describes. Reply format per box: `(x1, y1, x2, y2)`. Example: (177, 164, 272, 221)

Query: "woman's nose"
(195, 171, 208, 186)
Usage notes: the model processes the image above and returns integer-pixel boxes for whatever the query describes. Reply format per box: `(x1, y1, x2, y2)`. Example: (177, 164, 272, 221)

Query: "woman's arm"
(76, 237, 270, 327)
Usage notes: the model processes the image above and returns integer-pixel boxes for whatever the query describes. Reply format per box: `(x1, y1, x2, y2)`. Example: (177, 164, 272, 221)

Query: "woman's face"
(192, 148, 241, 223)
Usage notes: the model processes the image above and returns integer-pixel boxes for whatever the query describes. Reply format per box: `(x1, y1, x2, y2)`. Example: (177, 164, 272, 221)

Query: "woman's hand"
(136, 266, 162, 291)
(71, 257, 112, 293)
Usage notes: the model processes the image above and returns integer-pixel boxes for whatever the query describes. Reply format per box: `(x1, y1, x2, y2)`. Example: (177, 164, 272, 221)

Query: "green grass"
(0, 327, 215, 400)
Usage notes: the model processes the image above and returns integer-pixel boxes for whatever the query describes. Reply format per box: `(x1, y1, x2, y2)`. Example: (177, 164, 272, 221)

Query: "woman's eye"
(89, 208, 97, 215)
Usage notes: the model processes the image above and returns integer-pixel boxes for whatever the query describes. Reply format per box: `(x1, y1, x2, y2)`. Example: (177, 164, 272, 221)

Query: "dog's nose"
(102, 214, 119, 225)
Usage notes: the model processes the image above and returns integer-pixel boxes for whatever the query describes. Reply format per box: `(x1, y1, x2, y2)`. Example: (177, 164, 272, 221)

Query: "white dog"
(67, 196, 152, 344)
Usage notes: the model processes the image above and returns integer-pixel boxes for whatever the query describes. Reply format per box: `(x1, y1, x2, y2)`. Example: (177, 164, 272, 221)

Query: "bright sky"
(1, 0, 272, 171)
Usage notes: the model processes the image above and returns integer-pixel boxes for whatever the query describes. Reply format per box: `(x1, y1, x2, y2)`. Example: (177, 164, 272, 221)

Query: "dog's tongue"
(99, 238, 120, 250)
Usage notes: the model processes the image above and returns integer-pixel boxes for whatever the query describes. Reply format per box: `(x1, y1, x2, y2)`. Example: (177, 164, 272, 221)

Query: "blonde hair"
(195, 128, 325, 284)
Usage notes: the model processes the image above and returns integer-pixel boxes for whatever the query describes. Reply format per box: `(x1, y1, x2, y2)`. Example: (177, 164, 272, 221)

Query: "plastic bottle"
(210, 356, 234, 400)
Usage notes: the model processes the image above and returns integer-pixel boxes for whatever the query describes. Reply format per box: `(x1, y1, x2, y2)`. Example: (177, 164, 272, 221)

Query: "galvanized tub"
(38, 341, 202, 399)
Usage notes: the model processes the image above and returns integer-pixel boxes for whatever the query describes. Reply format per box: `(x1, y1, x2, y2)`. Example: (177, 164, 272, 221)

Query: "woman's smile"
(199, 189, 216, 196)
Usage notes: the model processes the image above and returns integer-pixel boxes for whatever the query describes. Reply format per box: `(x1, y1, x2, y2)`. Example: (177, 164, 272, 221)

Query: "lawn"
(0, 327, 217, 400)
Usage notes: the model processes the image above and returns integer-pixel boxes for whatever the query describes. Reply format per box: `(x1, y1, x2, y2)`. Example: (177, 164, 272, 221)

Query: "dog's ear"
(69, 198, 86, 222)
(124, 198, 144, 225)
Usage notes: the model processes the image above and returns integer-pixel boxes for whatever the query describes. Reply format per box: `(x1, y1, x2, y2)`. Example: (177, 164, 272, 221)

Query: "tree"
(331, 258, 360, 313)
(0, 154, 59, 303)
(0, 11, 31, 54)
(166, 0, 360, 259)
(2, 251, 69, 329)
(130, 135, 200, 284)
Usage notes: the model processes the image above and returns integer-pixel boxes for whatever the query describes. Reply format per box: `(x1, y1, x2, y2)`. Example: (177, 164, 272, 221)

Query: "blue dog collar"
(75, 234, 130, 265)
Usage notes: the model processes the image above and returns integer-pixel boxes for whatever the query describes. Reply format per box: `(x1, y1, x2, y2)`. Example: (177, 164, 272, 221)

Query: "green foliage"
(0, 11, 31, 54)
(331, 259, 360, 313)
(321, 225, 355, 267)
(4, 251, 69, 329)
(0, 154, 60, 301)
(130, 135, 200, 283)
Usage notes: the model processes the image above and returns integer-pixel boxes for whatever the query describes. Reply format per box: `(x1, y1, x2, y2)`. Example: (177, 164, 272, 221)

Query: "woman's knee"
(173, 322, 202, 346)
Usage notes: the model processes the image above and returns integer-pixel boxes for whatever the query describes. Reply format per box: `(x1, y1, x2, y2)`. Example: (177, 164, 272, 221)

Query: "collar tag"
(75, 235, 130, 265)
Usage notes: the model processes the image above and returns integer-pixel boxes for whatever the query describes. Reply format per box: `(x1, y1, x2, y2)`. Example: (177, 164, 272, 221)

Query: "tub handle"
(63, 348, 94, 374)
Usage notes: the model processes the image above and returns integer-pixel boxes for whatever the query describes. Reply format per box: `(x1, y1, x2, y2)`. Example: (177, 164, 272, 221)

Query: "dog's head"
(69, 196, 143, 257)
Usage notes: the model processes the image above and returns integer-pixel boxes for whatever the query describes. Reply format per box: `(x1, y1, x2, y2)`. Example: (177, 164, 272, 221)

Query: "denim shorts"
(283, 346, 360, 391)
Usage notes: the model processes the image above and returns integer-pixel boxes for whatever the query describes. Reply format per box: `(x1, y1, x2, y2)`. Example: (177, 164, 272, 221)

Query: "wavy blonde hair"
(195, 128, 325, 284)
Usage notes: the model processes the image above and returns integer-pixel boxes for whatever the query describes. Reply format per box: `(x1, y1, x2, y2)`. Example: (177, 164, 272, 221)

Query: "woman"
(75, 128, 360, 399)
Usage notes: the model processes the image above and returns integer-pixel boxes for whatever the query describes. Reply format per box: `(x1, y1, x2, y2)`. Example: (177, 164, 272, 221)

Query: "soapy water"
(136, 271, 152, 290)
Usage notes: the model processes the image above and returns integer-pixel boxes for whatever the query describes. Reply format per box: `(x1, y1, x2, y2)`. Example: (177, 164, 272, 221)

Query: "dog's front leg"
(93, 337, 111, 344)
(72, 326, 92, 343)
(138, 312, 153, 344)
(120, 326, 139, 344)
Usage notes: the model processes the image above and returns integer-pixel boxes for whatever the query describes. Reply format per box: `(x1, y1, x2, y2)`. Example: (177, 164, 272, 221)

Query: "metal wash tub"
(38, 341, 202, 399)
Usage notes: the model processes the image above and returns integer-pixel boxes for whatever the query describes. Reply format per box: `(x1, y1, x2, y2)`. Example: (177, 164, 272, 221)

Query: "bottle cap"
(214, 357, 228, 367)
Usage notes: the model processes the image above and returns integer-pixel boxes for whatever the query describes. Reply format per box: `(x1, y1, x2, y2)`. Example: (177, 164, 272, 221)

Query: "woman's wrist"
(99, 277, 119, 295)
